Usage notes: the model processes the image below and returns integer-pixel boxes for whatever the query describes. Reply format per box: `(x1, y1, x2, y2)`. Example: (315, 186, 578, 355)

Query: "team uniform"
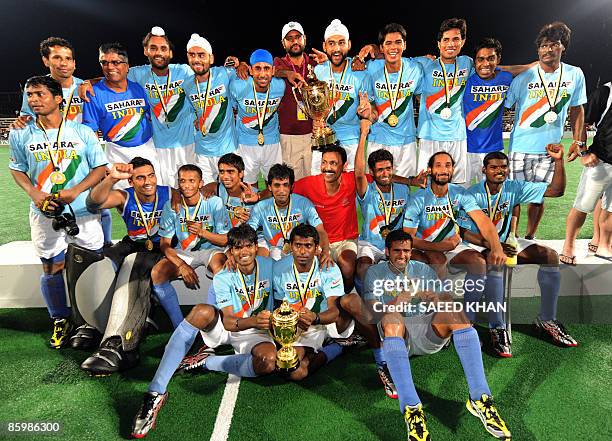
(202, 256, 274, 353)
(158, 195, 228, 273)
(313, 59, 373, 173)
(358, 182, 411, 263)
(21, 76, 85, 123)
(217, 184, 256, 229)
(82, 79, 158, 186)
(462, 70, 513, 184)
(230, 77, 285, 183)
(367, 58, 424, 177)
(128, 64, 196, 186)
(273, 255, 351, 351)
(183, 66, 239, 183)
(8, 120, 108, 258)
(415, 56, 474, 183)
(505, 63, 587, 183)
(248, 194, 322, 260)
(403, 183, 479, 262)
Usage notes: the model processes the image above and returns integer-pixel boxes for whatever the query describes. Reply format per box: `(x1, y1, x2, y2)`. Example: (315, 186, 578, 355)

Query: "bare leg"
(526, 202, 545, 239)
(336, 249, 356, 293)
(591, 200, 602, 250)
(250, 342, 277, 376)
(562, 208, 588, 259)
(597, 209, 612, 257)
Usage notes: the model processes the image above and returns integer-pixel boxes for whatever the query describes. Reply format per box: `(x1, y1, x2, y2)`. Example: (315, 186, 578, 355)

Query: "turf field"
(1, 139, 610, 441)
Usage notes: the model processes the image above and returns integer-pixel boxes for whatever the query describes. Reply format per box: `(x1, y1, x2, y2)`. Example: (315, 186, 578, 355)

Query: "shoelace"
(479, 398, 502, 424)
(407, 410, 426, 436)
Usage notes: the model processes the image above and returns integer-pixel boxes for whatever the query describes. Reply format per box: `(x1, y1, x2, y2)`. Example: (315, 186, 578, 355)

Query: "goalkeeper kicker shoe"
(50, 318, 72, 349)
(131, 391, 168, 439)
(81, 337, 139, 375)
(69, 324, 102, 350)
(404, 403, 430, 441)
(466, 394, 511, 439)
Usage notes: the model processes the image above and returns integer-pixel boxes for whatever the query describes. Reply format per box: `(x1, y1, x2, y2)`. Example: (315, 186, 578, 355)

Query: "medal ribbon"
(252, 80, 270, 135)
(440, 190, 459, 233)
(237, 261, 259, 313)
(375, 184, 394, 227)
(134, 191, 159, 239)
(195, 71, 213, 136)
(537, 63, 564, 112)
(292, 259, 316, 307)
(272, 197, 293, 242)
(383, 61, 403, 113)
(329, 60, 349, 119)
(151, 68, 172, 120)
(181, 194, 203, 222)
(485, 182, 505, 222)
(438, 59, 458, 109)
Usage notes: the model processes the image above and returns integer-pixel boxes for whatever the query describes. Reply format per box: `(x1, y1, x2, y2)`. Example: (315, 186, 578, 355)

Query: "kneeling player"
(367, 230, 511, 440)
(131, 224, 276, 438)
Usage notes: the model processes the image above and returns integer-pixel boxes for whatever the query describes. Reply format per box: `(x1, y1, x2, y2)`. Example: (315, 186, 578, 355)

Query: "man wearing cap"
(274, 21, 317, 180)
(230, 49, 286, 186)
(182, 33, 239, 184)
(312, 19, 375, 174)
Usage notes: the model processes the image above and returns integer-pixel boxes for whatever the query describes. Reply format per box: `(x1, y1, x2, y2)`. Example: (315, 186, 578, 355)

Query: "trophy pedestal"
(311, 127, 337, 149)
(276, 346, 300, 373)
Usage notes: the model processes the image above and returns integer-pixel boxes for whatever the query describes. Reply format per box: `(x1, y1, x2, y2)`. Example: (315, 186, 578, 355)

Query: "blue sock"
(320, 343, 343, 364)
(148, 320, 198, 394)
(354, 276, 363, 296)
(40, 273, 70, 319)
(204, 354, 257, 377)
(383, 337, 420, 411)
(538, 267, 560, 321)
(463, 273, 486, 322)
(484, 270, 505, 328)
(452, 327, 491, 401)
(153, 282, 183, 328)
(101, 209, 113, 245)
(373, 347, 385, 367)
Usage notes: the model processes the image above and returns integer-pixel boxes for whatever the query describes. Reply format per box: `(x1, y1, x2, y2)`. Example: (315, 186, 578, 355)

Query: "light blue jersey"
(213, 256, 274, 318)
(248, 194, 322, 251)
(273, 255, 344, 314)
(127, 64, 195, 149)
(8, 119, 108, 217)
(158, 195, 228, 251)
(314, 59, 373, 146)
(458, 179, 547, 242)
(415, 55, 474, 141)
(505, 63, 587, 154)
(217, 183, 257, 229)
(230, 77, 285, 146)
(367, 58, 424, 145)
(183, 66, 238, 156)
(21, 76, 85, 123)
(358, 182, 410, 250)
(403, 184, 479, 242)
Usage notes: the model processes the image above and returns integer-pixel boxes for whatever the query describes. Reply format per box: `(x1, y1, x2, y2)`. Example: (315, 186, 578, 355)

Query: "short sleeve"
(213, 273, 233, 310)
(505, 77, 519, 108)
(81, 127, 108, 169)
(247, 202, 262, 230)
(304, 199, 322, 227)
(212, 197, 229, 234)
(321, 266, 344, 298)
(362, 266, 379, 302)
(460, 191, 480, 214)
(82, 97, 99, 132)
(516, 181, 547, 205)
(570, 68, 588, 107)
(8, 130, 28, 172)
(20, 92, 34, 117)
(403, 192, 424, 229)
(158, 201, 177, 238)
(413, 63, 425, 96)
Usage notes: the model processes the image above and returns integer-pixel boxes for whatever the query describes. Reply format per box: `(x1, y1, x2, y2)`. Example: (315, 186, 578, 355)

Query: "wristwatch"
(578, 148, 589, 157)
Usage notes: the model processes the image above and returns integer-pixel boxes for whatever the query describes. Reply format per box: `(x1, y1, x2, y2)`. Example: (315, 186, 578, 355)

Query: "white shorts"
(445, 242, 476, 263)
(357, 240, 386, 263)
(367, 141, 418, 178)
(468, 237, 537, 255)
(237, 143, 283, 184)
(201, 318, 273, 354)
(404, 313, 449, 356)
(194, 154, 223, 186)
(105, 139, 161, 189)
(311, 143, 358, 175)
(156, 144, 196, 187)
(175, 247, 224, 276)
(417, 139, 467, 184)
(573, 161, 612, 213)
(509, 151, 555, 184)
(330, 239, 358, 261)
(465, 152, 489, 186)
(293, 320, 355, 352)
(30, 209, 104, 259)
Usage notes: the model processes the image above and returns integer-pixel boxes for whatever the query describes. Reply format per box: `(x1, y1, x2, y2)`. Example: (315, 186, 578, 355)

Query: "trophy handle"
(292, 86, 307, 114)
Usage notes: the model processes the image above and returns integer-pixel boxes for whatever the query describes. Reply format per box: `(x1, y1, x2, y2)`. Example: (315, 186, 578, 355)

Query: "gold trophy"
(270, 300, 301, 372)
(292, 65, 337, 148)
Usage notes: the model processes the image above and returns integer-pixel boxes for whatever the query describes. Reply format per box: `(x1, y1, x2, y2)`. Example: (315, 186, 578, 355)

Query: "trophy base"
(276, 346, 300, 373)
(276, 358, 300, 374)
(311, 129, 337, 148)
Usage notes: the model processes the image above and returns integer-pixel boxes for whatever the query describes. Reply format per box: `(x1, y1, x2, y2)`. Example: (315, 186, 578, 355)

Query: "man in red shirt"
(274, 21, 317, 181)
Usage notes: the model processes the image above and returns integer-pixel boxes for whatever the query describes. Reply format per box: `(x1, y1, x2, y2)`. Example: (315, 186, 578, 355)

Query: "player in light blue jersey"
(313, 19, 375, 173)
(367, 23, 424, 178)
(459, 150, 577, 356)
(363, 229, 511, 440)
(505, 21, 587, 239)
(132, 224, 277, 439)
(9, 76, 108, 349)
(231, 49, 285, 185)
(150, 164, 228, 329)
(248, 163, 331, 262)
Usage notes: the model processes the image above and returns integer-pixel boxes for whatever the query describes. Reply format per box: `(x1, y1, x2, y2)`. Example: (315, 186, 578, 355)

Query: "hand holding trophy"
(270, 300, 301, 373)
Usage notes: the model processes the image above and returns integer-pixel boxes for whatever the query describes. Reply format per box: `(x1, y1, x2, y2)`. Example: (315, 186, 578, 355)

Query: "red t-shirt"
(293, 172, 358, 243)
(273, 54, 317, 135)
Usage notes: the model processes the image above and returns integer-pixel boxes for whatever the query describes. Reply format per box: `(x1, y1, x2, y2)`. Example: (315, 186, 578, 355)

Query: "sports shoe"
(489, 328, 512, 358)
(131, 391, 168, 439)
(80, 337, 140, 376)
(176, 344, 214, 373)
(534, 317, 578, 347)
(377, 364, 398, 399)
(50, 318, 72, 349)
(334, 332, 367, 348)
(69, 324, 102, 350)
(466, 394, 511, 439)
(403, 403, 430, 441)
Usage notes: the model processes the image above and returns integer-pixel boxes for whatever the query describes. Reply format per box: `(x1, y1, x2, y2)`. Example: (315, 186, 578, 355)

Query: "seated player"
(8, 75, 107, 349)
(151, 164, 228, 328)
(79, 157, 171, 374)
(460, 149, 576, 354)
(272, 224, 352, 381)
(248, 163, 331, 263)
(365, 230, 511, 440)
(131, 224, 276, 439)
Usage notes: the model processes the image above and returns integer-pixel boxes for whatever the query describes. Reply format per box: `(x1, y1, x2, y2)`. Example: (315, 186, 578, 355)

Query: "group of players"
(9, 16, 605, 441)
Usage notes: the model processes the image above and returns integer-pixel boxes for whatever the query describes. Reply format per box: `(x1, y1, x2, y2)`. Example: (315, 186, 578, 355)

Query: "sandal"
(588, 242, 598, 253)
(559, 254, 577, 266)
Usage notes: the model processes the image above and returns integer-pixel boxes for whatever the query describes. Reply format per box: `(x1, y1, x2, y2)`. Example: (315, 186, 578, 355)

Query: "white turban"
(186, 33, 213, 55)
(150, 26, 165, 36)
(324, 19, 349, 41)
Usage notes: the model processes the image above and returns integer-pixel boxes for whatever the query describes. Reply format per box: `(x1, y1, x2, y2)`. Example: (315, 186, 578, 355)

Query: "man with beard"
(273, 21, 317, 180)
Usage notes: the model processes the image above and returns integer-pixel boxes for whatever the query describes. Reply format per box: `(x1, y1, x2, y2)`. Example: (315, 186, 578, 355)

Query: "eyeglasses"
(99, 60, 127, 67)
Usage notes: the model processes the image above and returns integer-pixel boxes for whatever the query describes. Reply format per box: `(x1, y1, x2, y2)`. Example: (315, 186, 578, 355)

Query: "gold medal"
(257, 131, 265, 146)
(195, 71, 213, 137)
(50, 171, 66, 185)
(145, 239, 154, 251)
(134, 191, 159, 249)
(438, 59, 458, 120)
(234, 206, 246, 217)
(387, 113, 399, 127)
(383, 61, 403, 129)
(283, 242, 291, 255)
(380, 226, 390, 238)
(252, 80, 270, 147)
